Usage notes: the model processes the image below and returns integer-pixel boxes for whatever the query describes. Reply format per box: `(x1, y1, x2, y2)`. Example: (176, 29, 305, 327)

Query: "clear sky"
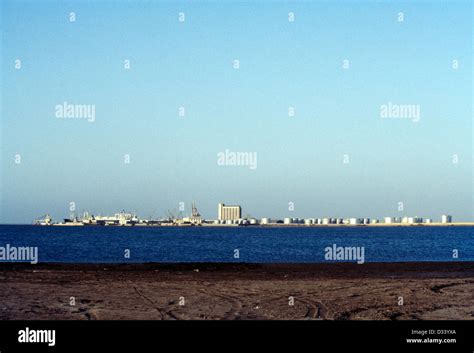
(1, 0, 472, 223)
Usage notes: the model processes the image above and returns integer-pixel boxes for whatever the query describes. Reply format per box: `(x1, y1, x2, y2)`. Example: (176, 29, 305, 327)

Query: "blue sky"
(1, 0, 472, 223)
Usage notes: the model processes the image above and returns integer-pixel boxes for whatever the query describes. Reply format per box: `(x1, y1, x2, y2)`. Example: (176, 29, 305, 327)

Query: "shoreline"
(2, 222, 474, 227)
(1, 261, 474, 276)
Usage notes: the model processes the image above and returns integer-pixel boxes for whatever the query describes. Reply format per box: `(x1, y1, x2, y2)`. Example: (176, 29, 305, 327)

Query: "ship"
(33, 214, 53, 226)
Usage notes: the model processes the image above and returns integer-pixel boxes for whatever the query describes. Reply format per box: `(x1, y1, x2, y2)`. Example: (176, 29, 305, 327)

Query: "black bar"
(0, 320, 473, 352)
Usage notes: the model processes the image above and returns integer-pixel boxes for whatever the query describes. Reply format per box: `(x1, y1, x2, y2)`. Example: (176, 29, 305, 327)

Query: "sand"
(0, 262, 473, 320)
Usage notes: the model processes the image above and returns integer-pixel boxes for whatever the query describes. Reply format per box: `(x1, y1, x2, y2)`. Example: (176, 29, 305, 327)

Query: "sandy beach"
(0, 262, 473, 320)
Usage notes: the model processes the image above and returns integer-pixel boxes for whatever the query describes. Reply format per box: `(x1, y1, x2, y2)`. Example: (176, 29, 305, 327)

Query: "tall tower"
(191, 202, 200, 217)
(218, 203, 224, 220)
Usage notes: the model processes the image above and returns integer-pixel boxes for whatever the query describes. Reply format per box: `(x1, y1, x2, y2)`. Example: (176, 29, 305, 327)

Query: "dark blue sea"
(0, 225, 473, 263)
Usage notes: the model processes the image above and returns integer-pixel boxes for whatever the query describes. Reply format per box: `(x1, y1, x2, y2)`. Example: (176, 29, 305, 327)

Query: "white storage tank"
(384, 217, 393, 224)
(349, 218, 360, 225)
(441, 215, 452, 223)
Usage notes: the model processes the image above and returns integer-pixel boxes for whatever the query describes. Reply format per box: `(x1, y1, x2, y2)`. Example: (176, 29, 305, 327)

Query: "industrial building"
(218, 203, 242, 221)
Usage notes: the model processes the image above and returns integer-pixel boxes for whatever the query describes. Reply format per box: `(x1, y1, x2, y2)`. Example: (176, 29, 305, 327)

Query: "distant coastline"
(26, 222, 474, 227)
(31, 204, 465, 227)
